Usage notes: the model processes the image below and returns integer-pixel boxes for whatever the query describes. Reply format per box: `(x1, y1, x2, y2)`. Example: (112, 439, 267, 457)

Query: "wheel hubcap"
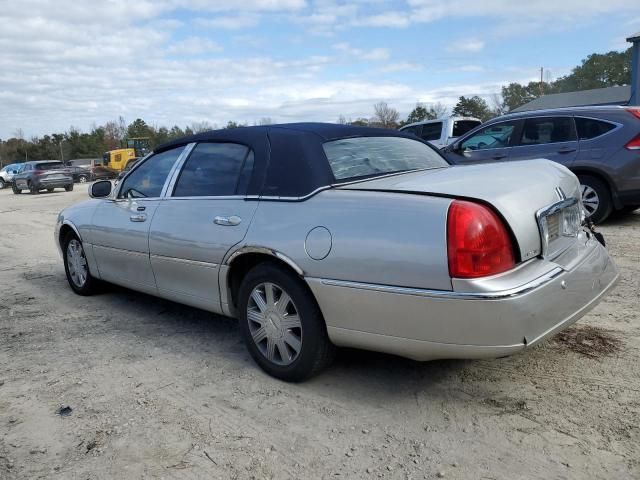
(247, 282, 302, 366)
(79, 177, 87, 183)
(67, 239, 88, 287)
(581, 184, 600, 217)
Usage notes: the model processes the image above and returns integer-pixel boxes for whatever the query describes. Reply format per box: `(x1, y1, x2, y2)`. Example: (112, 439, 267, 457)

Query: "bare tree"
(429, 102, 449, 119)
(336, 115, 347, 125)
(190, 121, 215, 133)
(371, 102, 400, 128)
(258, 117, 273, 126)
(490, 93, 507, 116)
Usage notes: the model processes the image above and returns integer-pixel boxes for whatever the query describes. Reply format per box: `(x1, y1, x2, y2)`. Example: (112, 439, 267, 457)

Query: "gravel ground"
(0, 186, 638, 480)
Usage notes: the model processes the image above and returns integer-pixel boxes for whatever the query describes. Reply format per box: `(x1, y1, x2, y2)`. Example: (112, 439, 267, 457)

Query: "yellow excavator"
(102, 138, 151, 172)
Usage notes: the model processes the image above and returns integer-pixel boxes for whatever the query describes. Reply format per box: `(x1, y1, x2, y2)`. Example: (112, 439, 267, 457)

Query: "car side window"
(461, 121, 517, 151)
(520, 117, 576, 145)
(118, 146, 185, 199)
(173, 143, 253, 197)
(420, 123, 443, 141)
(401, 126, 420, 136)
(575, 117, 616, 140)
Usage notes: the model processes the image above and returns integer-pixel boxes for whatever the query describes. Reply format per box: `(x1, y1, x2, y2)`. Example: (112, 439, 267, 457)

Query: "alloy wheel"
(66, 239, 88, 288)
(247, 282, 302, 366)
(79, 176, 87, 183)
(581, 184, 600, 217)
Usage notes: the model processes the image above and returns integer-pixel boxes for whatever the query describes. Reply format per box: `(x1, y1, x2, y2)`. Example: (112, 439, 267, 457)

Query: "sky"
(1, 0, 639, 138)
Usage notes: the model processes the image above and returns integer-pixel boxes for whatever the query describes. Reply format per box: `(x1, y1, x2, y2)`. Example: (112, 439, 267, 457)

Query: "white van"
(399, 117, 482, 149)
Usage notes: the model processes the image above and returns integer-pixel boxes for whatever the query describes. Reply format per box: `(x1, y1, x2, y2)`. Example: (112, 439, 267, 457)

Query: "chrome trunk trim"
(313, 267, 564, 301)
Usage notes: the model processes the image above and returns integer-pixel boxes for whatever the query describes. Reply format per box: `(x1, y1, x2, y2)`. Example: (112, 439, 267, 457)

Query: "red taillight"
(626, 108, 640, 120)
(447, 200, 515, 279)
(625, 133, 640, 150)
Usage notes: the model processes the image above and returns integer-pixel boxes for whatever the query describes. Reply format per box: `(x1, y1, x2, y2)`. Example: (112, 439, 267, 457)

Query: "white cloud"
(333, 42, 390, 61)
(194, 15, 260, 30)
(447, 39, 484, 53)
(378, 62, 422, 74)
(166, 37, 223, 55)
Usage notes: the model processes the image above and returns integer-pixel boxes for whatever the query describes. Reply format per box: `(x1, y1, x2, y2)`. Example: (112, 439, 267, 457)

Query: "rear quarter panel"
(241, 190, 453, 291)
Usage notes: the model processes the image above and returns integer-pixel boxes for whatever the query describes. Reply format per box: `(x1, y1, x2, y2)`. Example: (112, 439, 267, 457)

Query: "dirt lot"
(0, 186, 638, 480)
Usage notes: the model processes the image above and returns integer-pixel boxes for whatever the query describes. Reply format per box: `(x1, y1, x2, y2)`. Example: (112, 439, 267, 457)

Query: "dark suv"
(12, 161, 74, 194)
(443, 106, 640, 222)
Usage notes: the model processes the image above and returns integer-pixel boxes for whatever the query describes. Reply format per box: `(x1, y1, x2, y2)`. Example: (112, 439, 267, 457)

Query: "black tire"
(78, 175, 88, 183)
(237, 262, 335, 382)
(0, 178, 5, 189)
(65, 184, 74, 192)
(578, 175, 612, 224)
(62, 232, 99, 295)
(28, 181, 39, 195)
(12, 183, 21, 194)
(47, 188, 54, 193)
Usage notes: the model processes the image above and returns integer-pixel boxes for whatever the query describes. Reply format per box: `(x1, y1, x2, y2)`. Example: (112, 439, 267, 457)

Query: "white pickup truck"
(399, 117, 481, 149)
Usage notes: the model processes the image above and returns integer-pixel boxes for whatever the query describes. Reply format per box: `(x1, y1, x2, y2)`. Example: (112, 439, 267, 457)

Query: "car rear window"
(575, 117, 616, 140)
(35, 162, 63, 170)
(323, 136, 448, 181)
(420, 122, 443, 141)
(452, 120, 481, 137)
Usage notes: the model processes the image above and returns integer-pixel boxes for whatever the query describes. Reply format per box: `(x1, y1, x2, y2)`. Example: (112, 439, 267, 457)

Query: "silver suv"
(444, 106, 640, 222)
(0, 163, 20, 189)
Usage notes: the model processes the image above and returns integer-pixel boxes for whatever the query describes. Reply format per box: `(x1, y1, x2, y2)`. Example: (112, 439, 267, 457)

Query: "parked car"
(13, 160, 74, 194)
(0, 163, 21, 189)
(65, 165, 118, 183)
(399, 117, 482, 149)
(55, 123, 618, 381)
(115, 158, 140, 183)
(443, 106, 640, 223)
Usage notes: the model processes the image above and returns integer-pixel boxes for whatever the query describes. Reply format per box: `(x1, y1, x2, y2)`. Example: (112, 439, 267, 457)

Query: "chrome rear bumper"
(306, 233, 619, 361)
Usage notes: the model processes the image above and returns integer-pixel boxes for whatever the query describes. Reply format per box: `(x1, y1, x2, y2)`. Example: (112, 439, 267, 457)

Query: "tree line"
(0, 47, 631, 166)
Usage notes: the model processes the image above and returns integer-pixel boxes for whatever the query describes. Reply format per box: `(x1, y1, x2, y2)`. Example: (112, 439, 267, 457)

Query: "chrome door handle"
(214, 215, 242, 226)
(130, 214, 147, 222)
(558, 147, 577, 154)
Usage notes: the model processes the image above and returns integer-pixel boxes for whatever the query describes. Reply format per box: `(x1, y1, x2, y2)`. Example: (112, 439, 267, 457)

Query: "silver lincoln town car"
(55, 123, 619, 381)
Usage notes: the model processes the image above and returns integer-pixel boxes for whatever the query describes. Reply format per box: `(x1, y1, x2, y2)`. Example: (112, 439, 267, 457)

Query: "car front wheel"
(63, 233, 99, 295)
(578, 175, 612, 224)
(12, 183, 21, 194)
(78, 175, 88, 183)
(238, 262, 335, 382)
(0, 178, 5, 189)
(65, 184, 74, 192)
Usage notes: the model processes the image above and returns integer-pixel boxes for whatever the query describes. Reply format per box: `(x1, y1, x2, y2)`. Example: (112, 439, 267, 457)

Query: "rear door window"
(452, 120, 481, 137)
(400, 126, 420, 136)
(35, 162, 63, 170)
(173, 143, 253, 197)
(520, 117, 576, 145)
(420, 122, 443, 141)
(575, 117, 617, 140)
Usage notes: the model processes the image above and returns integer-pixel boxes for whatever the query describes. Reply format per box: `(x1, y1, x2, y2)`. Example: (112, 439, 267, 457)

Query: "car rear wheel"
(28, 181, 39, 195)
(63, 233, 98, 295)
(238, 262, 335, 382)
(78, 175, 88, 183)
(47, 188, 54, 193)
(578, 175, 612, 224)
(12, 184, 21, 194)
(0, 179, 5, 189)
(65, 184, 74, 192)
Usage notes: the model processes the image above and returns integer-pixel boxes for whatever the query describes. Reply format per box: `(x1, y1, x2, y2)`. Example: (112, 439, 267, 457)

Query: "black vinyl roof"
(155, 122, 427, 198)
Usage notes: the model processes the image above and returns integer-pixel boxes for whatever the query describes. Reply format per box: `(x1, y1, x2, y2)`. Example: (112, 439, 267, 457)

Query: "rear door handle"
(130, 214, 147, 222)
(491, 153, 508, 160)
(558, 147, 577, 154)
(214, 215, 242, 226)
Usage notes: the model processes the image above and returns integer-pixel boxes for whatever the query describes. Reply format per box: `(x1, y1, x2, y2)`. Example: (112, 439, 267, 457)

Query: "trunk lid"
(336, 159, 580, 262)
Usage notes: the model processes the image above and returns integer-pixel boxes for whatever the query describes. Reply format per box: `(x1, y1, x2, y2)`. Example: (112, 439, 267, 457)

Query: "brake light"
(447, 200, 515, 278)
(625, 133, 640, 150)
(626, 108, 640, 120)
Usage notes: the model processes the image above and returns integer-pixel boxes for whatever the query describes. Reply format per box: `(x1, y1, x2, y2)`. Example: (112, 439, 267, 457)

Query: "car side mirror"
(89, 180, 112, 198)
